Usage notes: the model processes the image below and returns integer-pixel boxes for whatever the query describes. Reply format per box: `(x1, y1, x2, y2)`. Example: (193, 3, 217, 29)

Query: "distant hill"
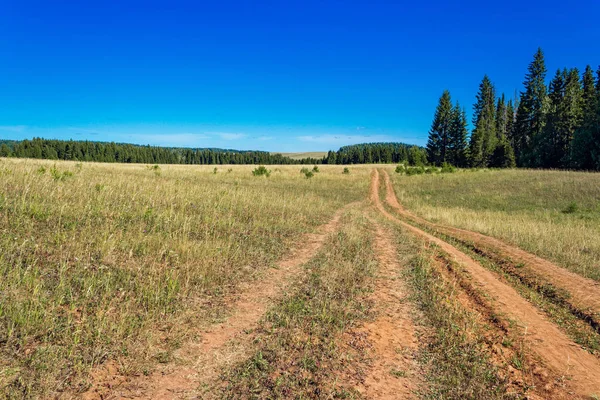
(271, 152, 328, 160)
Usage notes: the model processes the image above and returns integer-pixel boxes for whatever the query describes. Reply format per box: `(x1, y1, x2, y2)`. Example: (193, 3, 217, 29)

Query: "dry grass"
(0, 158, 369, 397)
(387, 168, 600, 280)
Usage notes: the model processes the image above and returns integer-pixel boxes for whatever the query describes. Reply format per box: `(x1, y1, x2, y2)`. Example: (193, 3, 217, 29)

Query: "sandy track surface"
(371, 169, 600, 398)
(356, 217, 420, 399)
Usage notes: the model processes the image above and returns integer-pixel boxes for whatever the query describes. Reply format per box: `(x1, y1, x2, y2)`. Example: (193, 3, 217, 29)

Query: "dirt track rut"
(357, 218, 420, 399)
(381, 170, 600, 317)
(371, 169, 600, 398)
(84, 203, 355, 400)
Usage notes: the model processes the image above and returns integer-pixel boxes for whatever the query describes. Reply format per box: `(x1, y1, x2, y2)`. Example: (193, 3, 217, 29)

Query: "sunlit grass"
(0, 158, 369, 396)
(388, 168, 600, 280)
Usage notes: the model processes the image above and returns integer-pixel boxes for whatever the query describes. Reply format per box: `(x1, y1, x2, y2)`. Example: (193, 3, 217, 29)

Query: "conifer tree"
(513, 48, 548, 167)
(506, 99, 516, 148)
(571, 65, 599, 169)
(489, 94, 516, 168)
(447, 102, 468, 167)
(426, 90, 453, 165)
(0, 143, 11, 157)
(469, 75, 496, 167)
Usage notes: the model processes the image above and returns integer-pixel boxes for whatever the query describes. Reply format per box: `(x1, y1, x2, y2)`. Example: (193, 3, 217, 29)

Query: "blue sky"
(1, 1, 599, 152)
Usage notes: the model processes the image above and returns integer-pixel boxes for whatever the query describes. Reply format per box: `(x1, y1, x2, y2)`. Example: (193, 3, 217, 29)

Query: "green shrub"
(252, 165, 271, 177)
(342, 167, 350, 174)
(213, 167, 218, 174)
(304, 171, 314, 179)
(562, 202, 579, 214)
(300, 167, 310, 174)
(440, 163, 456, 173)
(312, 165, 320, 173)
(395, 165, 405, 174)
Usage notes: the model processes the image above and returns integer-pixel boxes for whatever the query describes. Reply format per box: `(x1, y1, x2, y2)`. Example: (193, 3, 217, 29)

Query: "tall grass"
(0, 158, 369, 397)
(388, 168, 600, 280)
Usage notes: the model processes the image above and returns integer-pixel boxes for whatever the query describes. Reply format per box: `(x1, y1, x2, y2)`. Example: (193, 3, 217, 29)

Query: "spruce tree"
(513, 48, 548, 167)
(571, 65, 599, 169)
(447, 102, 468, 167)
(506, 99, 516, 148)
(489, 94, 516, 168)
(541, 69, 566, 167)
(427, 90, 453, 166)
(469, 75, 496, 167)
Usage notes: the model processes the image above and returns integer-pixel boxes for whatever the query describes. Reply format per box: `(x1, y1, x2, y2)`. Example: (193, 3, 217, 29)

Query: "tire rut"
(83, 202, 357, 400)
(356, 217, 420, 399)
(381, 169, 600, 318)
(371, 169, 600, 398)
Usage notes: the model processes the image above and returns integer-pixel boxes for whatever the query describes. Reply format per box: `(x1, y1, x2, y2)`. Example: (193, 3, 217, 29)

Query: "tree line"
(0, 138, 428, 166)
(323, 142, 428, 165)
(0, 138, 323, 165)
(427, 48, 600, 170)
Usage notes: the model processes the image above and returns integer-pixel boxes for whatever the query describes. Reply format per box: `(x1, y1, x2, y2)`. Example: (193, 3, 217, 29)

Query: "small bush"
(213, 167, 218, 174)
(440, 163, 456, 173)
(342, 167, 350, 174)
(50, 166, 73, 181)
(562, 202, 579, 214)
(300, 167, 310, 174)
(37, 166, 46, 175)
(304, 171, 314, 179)
(405, 166, 425, 176)
(312, 165, 320, 173)
(424, 167, 434, 174)
(252, 165, 271, 177)
(395, 165, 405, 174)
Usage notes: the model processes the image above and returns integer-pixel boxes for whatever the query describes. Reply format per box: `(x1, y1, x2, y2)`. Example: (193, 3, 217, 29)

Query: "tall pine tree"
(490, 94, 516, 167)
(513, 48, 548, 167)
(469, 75, 496, 167)
(427, 90, 453, 166)
(447, 102, 468, 167)
(571, 65, 599, 169)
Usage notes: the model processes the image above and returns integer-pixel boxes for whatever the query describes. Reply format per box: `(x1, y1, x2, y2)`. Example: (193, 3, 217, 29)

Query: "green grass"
(388, 168, 600, 280)
(0, 158, 370, 397)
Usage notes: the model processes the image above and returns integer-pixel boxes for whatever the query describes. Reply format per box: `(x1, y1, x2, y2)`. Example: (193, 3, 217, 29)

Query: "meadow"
(388, 168, 600, 281)
(0, 158, 368, 397)
(2, 158, 600, 399)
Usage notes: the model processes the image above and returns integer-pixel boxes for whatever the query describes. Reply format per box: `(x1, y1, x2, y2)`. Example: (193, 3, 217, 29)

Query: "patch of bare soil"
(371, 169, 600, 398)
(82, 203, 356, 400)
(354, 218, 420, 399)
(381, 169, 600, 318)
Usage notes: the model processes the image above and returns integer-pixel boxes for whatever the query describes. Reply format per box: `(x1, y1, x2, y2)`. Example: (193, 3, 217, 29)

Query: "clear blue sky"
(2, 1, 599, 152)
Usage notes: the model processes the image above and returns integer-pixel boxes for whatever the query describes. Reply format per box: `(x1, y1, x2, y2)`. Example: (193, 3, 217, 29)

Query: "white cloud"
(218, 132, 247, 140)
(296, 134, 393, 145)
(0, 125, 27, 132)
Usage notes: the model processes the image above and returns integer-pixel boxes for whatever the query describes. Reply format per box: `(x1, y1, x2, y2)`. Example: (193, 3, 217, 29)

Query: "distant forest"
(426, 48, 600, 170)
(0, 138, 427, 166)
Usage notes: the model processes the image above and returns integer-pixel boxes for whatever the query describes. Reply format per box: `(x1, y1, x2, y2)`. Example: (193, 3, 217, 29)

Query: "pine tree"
(447, 102, 468, 167)
(506, 99, 516, 148)
(540, 69, 566, 167)
(571, 65, 599, 169)
(469, 75, 496, 167)
(489, 94, 516, 168)
(427, 90, 453, 166)
(513, 48, 548, 167)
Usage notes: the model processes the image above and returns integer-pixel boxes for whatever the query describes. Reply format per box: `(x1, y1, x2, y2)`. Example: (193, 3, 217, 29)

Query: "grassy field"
(388, 168, 600, 281)
(2, 159, 600, 399)
(0, 158, 368, 397)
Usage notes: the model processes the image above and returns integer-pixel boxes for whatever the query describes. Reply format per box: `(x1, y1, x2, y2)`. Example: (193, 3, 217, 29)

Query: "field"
(1, 158, 600, 399)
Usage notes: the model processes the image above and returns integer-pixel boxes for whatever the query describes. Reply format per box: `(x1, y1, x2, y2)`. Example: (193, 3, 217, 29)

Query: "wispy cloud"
(297, 134, 392, 145)
(0, 125, 27, 132)
(129, 133, 211, 146)
(217, 132, 247, 141)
